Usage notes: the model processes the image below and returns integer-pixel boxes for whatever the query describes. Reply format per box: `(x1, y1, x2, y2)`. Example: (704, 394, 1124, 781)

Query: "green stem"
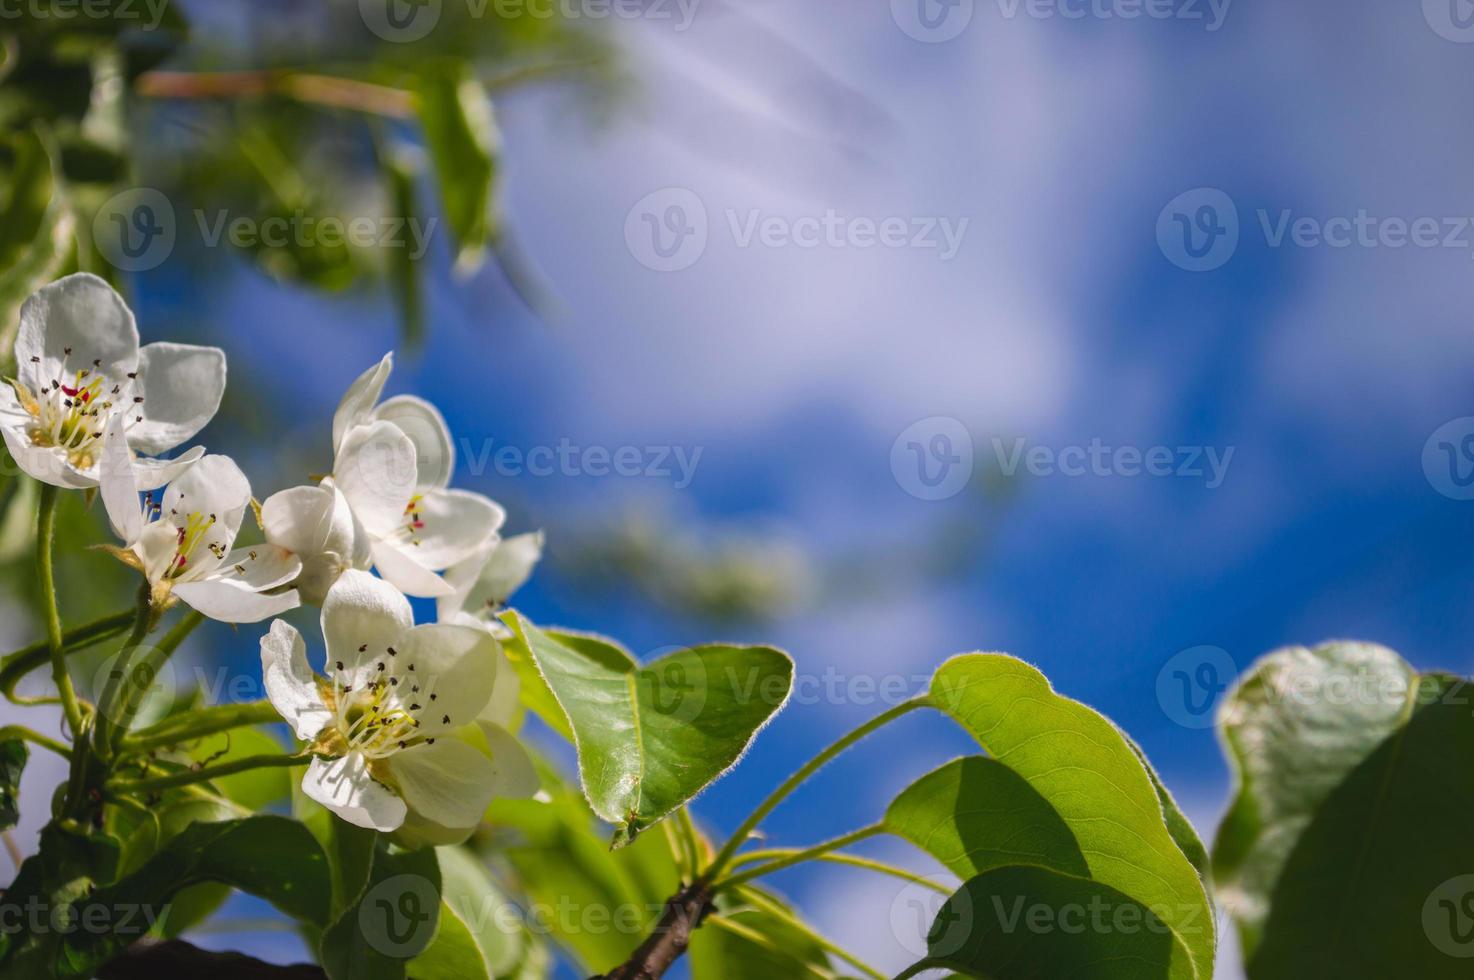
(892, 963, 931, 980)
(108, 609, 205, 754)
(0, 724, 73, 759)
(718, 825, 884, 891)
(732, 850, 952, 895)
(36, 484, 83, 738)
(120, 700, 280, 754)
(0, 609, 136, 703)
(93, 585, 153, 760)
(677, 808, 702, 871)
(703, 698, 926, 881)
(108, 750, 312, 796)
(736, 887, 885, 980)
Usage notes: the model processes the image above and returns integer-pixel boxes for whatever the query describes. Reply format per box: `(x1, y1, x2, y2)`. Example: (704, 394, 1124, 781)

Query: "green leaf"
(884, 756, 1088, 881)
(54, 816, 327, 976)
(319, 842, 441, 980)
(909, 865, 1199, 980)
(1212, 644, 1474, 978)
(497, 611, 569, 740)
(484, 764, 680, 972)
(512, 613, 793, 846)
(416, 60, 498, 273)
(1124, 732, 1210, 878)
(408, 847, 523, 980)
(0, 738, 26, 831)
(689, 889, 834, 979)
(294, 782, 379, 920)
(925, 654, 1214, 980)
(187, 726, 292, 811)
(1211, 642, 1419, 953)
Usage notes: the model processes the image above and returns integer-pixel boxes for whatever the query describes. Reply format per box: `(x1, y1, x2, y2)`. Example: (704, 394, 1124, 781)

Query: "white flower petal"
(263, 482, 368, 605)
(371, 394, 454, 490)
(99, 416, 143, 543)
(370, 540, 454, 599)
(403, 489, 505, 572)
(1, 423, 92, 489)
(128, 343, 227, 456)
(216, 544, 302, 592)
(260, 619, 331, 741)
(161, 453, 251, 543)
(388, 623, 498, 739)
(331, 353, 393, 456)
(301, 753, 406, 832)
(130, 447, 205, 492)
(440, 530, 543, 623)
(321, 569, 413, 686)
(172, 579, 301, 624)
(16, 274, 139, 398)
(334, 421, 416, 536)
(387, 737, 498, 832)
(133, 521, 181, 583)
(478, 648, 521, 728)
(479, 722, 540, 800)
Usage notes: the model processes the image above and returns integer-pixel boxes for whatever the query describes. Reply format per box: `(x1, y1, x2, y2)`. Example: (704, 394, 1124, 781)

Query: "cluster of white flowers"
(6, 274, 542, 840)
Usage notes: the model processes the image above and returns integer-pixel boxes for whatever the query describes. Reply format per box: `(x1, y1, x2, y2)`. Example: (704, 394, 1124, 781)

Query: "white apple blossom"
(261, 570, 534, 834)
(99, 418, 301, 623)
(1, 274, 224, 489)
(437, 530, 544, 637)
(273, 353, 504, 599)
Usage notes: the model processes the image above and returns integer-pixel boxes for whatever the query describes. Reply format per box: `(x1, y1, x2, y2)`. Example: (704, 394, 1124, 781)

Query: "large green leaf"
(416, 61, 498, 273)
(511, 613, 793, 846)
(55, 816, 330, 976)
(483, 762, 680, 973)
(1125, 733, 1210, 878)
(0, 738, 26, 831)
(1212, 643, 1420, 952)
(925, 655, 1214, 979)
(1211, 643, 1474, 978)
(319, 843, 442, 980)
(407, 846, 524, 980)
(0, 822, 119, 971)
(885, 756, 1088, 882)
(907, 865, 1199, 980)
(186, 725, 292, 811)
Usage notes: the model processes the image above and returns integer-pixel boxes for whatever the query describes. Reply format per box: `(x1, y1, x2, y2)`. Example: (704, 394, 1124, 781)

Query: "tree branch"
(97, 939, 324, 979)
(593, 881, 713, 980)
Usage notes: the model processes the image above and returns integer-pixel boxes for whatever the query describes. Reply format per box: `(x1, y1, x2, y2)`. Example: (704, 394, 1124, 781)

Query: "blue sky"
(8, 1, 1474, 976)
